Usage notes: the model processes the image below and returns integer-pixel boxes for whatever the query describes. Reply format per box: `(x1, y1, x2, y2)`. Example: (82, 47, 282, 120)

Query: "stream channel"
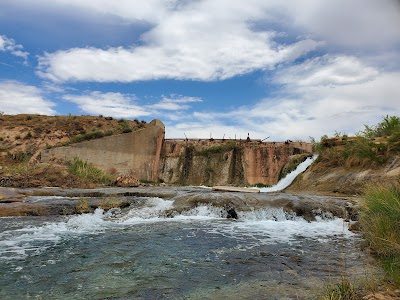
(0, 157, 373, 299)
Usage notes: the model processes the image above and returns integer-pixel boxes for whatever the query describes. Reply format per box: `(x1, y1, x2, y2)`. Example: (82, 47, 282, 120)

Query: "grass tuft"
(68, 158, 113, 185)
(320, 276, 356, 300)
(75, 198, 91, 214)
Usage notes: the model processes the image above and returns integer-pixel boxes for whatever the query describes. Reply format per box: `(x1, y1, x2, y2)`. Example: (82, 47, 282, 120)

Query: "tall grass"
(68, 158, 113, 185)
(316, 137, 385, 169)
(360, 184, 400, 285)
(320, 277, 356, 300)
(315, 115, 400, 169)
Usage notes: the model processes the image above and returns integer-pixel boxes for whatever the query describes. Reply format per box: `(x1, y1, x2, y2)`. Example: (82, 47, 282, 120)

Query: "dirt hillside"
(286, 147, 400, 195)
(0, 114, 146, 166)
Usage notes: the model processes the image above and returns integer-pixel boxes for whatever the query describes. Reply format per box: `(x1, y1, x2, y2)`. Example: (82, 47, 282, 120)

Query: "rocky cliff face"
(158, 140, 313, 186)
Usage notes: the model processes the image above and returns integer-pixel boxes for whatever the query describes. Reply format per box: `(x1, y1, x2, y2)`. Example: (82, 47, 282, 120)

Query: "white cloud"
(36, 0, 322, 82)
(0, 81, 56, 115)
(0, 35, 29, 60)
(18, 0, 178, 23)
(150, 96, 202, 111)
(166, 56, 400, 140)
(62, 91, 151, 118)
(62, 92, 202, 118)
(291, 0, 400, 48)
(275, 55, 379, 86)
(33, 0, 400, 83)
(37, 39, 320, 83)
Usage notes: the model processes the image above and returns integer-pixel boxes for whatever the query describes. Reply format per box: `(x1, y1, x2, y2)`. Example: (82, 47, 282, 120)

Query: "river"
(0, 156, 372, 299)
(0, 194, 367, 300)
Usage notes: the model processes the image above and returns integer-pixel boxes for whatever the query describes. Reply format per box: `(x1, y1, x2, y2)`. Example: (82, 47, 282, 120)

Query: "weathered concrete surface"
(41, 120, 165, 181)
(212, 186, 260, 193)
(158, 140, 313, 186)
(242, 142, 312, 185)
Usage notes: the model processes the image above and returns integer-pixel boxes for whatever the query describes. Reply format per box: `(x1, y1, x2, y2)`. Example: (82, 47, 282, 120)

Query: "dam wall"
(41, 120, 165, 182)
(41, 120, 313, 186)
(158, 140, 313, 186)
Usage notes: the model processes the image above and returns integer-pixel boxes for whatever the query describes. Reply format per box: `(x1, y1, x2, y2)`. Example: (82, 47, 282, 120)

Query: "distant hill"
(0, 114, 146, 166)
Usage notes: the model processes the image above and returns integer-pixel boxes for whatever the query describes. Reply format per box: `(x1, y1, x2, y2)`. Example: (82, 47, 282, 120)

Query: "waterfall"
(260, 154, 318, 193)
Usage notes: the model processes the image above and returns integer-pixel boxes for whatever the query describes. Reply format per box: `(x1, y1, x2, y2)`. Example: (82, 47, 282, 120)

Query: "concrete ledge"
(212, 186, 260, 193)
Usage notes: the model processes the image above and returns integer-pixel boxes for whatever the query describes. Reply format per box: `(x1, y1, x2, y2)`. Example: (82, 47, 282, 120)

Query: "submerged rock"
(225, 204, 238, 219)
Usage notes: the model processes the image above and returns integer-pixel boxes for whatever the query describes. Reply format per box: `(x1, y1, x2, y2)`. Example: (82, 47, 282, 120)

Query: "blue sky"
(1, 0, 400, 140)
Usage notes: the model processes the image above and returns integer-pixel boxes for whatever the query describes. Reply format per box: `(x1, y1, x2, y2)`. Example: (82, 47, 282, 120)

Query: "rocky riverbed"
(0, 185, 372, 300)
(0, 186, 360, 222)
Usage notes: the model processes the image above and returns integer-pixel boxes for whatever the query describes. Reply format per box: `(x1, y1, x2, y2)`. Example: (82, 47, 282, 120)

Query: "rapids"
(0, 194, 368, 300)
(0, 155, 372, 299)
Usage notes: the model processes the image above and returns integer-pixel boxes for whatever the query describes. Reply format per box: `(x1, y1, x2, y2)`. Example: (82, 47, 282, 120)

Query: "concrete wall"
(158, 140, 313, 186)
(41, 121, 313, 186)
(41, 120, 165, 181)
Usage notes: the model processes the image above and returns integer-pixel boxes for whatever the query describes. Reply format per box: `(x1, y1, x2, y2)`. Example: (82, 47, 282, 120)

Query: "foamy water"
(260, 154, 318, 192)
(0, 195, 351, 262)
(0, 194, 365, 300)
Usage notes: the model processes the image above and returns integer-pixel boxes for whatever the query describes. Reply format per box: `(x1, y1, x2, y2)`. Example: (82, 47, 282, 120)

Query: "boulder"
(115, 175, 140, 187)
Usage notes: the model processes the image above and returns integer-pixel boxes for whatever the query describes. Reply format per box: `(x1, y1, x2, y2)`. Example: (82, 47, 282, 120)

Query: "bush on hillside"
(315, 116, 400, 168)
(361, 115, 400, 139)
(69, 130, 113, 144)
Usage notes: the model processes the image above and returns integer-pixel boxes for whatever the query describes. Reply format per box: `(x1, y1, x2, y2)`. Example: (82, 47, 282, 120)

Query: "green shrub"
(360, 115, 400, 138)
(14, 151, 32, 162)
(68, 158, 113, 185)
(317, 136, 386, 168)
(196, 142, 239, 157)
(360, 184, 400, 285)
(70, 131, 106, 143)
(118, 119, 132, 133)
(388, 130, 400, 152)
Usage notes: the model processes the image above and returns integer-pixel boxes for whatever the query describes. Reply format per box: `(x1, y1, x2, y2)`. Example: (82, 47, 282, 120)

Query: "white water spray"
(260, 154, 318, 193)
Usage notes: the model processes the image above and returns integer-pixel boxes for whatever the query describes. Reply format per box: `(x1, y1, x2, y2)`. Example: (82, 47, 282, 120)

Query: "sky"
(0, 0, 399, 141)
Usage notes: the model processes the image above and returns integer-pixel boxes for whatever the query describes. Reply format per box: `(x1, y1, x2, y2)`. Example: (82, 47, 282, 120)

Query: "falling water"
(260, 154, 318, 193)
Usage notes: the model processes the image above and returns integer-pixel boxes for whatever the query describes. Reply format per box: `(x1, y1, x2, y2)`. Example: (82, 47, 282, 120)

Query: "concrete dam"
(41, 120, 313, 186)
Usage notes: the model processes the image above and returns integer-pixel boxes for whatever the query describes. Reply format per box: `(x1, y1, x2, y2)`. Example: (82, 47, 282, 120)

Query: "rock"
(0, 187, 25, 200)
(115, 175, 140, 187)
(225, 204, 238, 219)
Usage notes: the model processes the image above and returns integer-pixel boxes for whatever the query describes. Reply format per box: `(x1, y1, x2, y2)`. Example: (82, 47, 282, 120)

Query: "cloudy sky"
(0, 0, 399, 140)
